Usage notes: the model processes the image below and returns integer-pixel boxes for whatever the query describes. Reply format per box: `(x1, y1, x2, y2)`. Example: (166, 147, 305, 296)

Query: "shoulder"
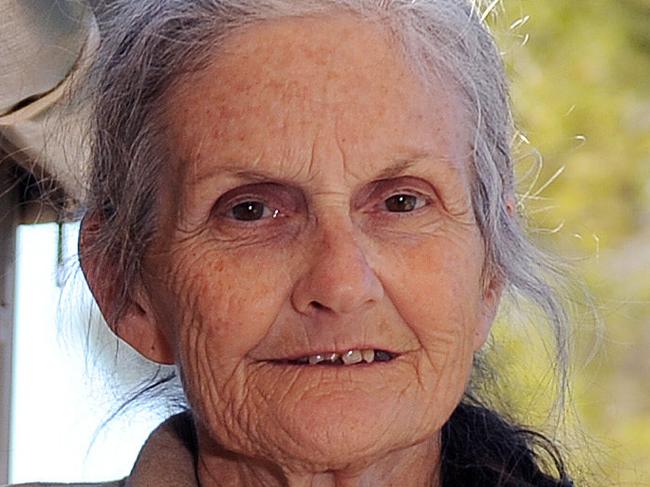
(3, 481, 125, 487)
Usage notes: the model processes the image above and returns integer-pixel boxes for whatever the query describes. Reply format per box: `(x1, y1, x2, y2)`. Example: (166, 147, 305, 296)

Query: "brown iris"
(385, 194, 418, 212)
(232, 201, 266, 221)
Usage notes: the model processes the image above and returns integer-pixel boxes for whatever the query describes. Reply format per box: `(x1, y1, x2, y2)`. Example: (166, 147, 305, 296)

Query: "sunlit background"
(488, 0, 650, 484)
(7, 0, 650, 485)
(11, 223, 162, 483)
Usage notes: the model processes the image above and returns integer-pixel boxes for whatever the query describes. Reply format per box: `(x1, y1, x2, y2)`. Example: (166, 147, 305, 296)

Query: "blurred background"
(0, 0, 648, 485)
(489, 0, 650, 484)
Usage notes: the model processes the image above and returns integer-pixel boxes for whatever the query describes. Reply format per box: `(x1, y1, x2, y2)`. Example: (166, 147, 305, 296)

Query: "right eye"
(212, 182, 299, 226)
(209, 183, 305, 245)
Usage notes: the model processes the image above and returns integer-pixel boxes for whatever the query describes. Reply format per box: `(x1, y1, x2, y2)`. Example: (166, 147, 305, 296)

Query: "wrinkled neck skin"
(195, 430, 441, 487)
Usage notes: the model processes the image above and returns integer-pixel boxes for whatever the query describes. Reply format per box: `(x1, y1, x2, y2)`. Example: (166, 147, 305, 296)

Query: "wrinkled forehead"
(163, 13, 472, 190)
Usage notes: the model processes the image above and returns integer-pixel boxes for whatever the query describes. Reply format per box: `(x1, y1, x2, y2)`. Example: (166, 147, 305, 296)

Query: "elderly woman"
(3, 1, 576, 486)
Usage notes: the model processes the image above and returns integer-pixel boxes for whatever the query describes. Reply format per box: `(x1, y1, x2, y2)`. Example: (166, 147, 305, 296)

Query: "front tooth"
(309, 354, 326, 365)
(342, 350, 363, 365)
(361, 349, 375, 363)
(325, 352, 339, 363)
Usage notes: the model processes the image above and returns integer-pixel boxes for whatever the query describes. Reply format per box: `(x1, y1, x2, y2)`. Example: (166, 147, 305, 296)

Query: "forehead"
(166, 13, 470, 185)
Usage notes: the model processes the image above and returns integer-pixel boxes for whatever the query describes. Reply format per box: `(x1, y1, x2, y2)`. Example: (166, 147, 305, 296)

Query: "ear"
(473, 272, 504, 351)
(473, 193, 513, 351)
(79, 212, 175, 365)
(505, 194, 516, 217)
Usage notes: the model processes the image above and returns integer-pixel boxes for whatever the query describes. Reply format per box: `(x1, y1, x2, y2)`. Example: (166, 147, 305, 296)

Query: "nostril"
(310, 301, 327, 311)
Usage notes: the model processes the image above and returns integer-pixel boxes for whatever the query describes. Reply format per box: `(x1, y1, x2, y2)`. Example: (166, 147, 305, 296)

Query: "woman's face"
(141, 15, 499, 472)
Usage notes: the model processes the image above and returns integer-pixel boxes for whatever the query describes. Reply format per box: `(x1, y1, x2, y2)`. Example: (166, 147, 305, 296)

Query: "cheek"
(377, 233, 484, 381)
(150, 243, 297, 451)
(155, 243, 292, 367)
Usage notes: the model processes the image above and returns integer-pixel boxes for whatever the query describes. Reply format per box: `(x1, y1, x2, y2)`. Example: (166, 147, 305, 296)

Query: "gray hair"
(84, 0, 572, 402)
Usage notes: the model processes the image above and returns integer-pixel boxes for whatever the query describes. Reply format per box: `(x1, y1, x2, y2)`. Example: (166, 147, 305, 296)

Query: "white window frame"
(0, 163, 18, 485)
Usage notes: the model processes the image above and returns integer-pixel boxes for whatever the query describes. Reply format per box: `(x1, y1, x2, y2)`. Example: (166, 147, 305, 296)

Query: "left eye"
(384, 193, 426, 213)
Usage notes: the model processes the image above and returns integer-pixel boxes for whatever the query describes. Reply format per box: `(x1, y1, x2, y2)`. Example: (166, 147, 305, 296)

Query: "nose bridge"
(291, 214, 383, 316)
(319, 216, 367, 278)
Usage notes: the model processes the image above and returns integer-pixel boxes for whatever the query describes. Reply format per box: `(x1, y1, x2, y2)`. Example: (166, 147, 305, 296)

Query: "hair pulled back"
(83, 1, 575, 484)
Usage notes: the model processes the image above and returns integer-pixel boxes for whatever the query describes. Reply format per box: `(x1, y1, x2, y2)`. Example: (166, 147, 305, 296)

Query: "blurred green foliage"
(487, 0, 650, 484)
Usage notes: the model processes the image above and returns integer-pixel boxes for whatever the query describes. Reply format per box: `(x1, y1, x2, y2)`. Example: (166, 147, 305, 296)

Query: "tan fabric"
(125, 413, 198, 487)
(4, 413, 199, 487)
(0, 1, 90, 114)
(0, 2, 97, 201)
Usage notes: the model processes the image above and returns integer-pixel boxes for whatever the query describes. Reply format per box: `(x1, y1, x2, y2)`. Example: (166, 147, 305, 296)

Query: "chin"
(264, 394, 429, 470)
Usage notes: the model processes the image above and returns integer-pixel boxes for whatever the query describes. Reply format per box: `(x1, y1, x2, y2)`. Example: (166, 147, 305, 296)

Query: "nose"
(291, 221, 384, 316)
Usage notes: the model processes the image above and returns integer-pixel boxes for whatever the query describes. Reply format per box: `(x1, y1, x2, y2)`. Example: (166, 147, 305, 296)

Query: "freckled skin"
(138, 14, 500, 487)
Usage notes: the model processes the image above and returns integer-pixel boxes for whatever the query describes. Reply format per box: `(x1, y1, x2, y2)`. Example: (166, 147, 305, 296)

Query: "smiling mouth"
(275, 349, 398, 366)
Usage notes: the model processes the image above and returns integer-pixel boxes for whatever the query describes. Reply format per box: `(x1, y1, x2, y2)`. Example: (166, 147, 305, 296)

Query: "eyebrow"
(191, 150, 456, 187)
(374, 153, 432, 180)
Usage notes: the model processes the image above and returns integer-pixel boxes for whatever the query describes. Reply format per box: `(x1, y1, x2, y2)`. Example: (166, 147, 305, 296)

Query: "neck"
(195, 432, 442, 487)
